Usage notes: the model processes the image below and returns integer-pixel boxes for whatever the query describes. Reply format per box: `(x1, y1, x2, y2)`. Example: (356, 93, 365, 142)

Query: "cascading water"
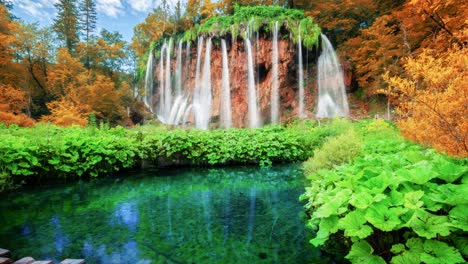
(185, 40, 191, 85)
(164, 39, 173, 120)
(316, 34, 349, 118)
(297, 24, 306, 118)
(158, 42, 166, 118)
(175, 40, 183, 97)
(195, 38, 212, 130)
(271, 21, 279, 124)
(143, 50, 154, 112)
(192, 37, 204, 127)
(220, 39, 232, 128)
(246, 37, 260, 128)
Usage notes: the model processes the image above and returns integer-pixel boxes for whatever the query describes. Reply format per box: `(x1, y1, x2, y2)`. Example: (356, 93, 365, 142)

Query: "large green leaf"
(310, 215, 339, 246)
(421, 240, 465, 264)
(313, 189, 351, 218)
(350, 191, 386, 209)
(429, 184, 468, 206)
(397, 161, 438, 184)
(449, 205, 468, 231)
(403, 190, 425, 209)
(391, 238, 425, 264)
(365, 202, 405, 231)
(338, 209, 373, 239)
(406, 210, 451, 238)
(388, 189, 404, 206)
(433, 156, 467, 183)
(345, 240, 386, 264)
(363, 170, 393, 194)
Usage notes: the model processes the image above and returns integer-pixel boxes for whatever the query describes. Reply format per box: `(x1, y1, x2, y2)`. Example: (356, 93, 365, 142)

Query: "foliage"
(383, 47, 468, 157)
(140, 125, 308, 167)
(301, 119, 468, 263)
(53, 0, 80, 53)
(286, 118, 354, 157)
(0, 1, 136, 127)
(0, 123, 331, 191)
(303, 130, 362, 174)
(0, 84, 35, 127)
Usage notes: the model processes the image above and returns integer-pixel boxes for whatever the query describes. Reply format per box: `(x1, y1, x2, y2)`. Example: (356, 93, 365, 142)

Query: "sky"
(10, 0, 179, 42)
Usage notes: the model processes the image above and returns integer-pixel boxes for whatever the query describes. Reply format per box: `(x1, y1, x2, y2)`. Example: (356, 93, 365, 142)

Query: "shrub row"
(0, 120, 350, 191)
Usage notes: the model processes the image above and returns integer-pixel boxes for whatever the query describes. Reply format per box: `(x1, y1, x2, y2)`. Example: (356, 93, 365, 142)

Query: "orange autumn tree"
(383, 47, 467, 157)
(0, 84, 35, 127)
(44, 48, 129, 126)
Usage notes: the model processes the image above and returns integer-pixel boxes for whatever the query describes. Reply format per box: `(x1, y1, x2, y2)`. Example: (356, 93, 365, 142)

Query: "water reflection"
(0, 165, 329, 263)
(113, 202, 139, 231)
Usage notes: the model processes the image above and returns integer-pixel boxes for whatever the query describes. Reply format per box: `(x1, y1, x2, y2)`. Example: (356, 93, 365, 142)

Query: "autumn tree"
(0, 84, 35, 127)
(383, 47, 467, 157)
(132, 7, 176, 57)
(408, 0, 467, 49)
(45, 47, 132, 126)
(0, 3, 17, 83)
(14, 23, 56, 117)
(53, 0, 80, 53)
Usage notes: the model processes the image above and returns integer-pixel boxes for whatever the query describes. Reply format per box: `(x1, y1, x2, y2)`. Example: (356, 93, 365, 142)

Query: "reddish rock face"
(152, 35, 321, 128)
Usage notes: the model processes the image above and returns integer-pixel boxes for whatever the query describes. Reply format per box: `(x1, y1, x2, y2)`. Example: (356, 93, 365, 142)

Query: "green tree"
(79, 0, 97, 68)
(53, 0, 80, 53)
(0, 0, 13, 11)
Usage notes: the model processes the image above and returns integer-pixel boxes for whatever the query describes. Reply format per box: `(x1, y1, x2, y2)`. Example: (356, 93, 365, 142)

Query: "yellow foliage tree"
(0, 84, 35, 127)
(42, 96, 91, 126)
(383, 47, 467, 157)
(47, 47, 85, 96)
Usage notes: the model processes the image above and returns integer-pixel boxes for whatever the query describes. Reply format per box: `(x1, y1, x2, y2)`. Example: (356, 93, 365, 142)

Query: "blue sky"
(10, 0, 179, 42)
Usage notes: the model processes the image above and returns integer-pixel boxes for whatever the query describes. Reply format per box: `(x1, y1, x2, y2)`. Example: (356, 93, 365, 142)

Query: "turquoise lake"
(0, 165, 330, 263)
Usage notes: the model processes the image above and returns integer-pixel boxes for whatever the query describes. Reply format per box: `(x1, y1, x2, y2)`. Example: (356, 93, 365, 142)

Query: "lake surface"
(0, 165, 328, 263)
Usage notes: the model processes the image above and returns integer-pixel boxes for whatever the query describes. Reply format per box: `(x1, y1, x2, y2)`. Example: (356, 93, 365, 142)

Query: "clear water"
(0, 165, 329, 264)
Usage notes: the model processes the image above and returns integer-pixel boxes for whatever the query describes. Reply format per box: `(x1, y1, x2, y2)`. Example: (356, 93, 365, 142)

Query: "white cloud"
(124, 0, 183, 14)
(11, 0, 57, 24)
(126, 0, 155, 13)
(96, 0, 124, 18)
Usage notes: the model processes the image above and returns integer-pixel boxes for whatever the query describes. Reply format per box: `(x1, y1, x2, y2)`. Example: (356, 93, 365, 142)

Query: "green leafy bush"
(140, 125, 308, 167)
(303, 130, 362, 174)
(0, 123, 318, 191)
(301, 120, 468, 263)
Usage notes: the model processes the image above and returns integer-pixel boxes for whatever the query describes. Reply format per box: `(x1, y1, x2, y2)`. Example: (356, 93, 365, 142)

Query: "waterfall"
(194, 38, 212, 130)
(220, 39, 232, 128)
(185, 40, 191, 86)
(164, 39, 173, 120)
(271, 21, 279, 124)
(246, 38, 260, 128)
(143, 50, 154, 112)
(193, 37, 204, 127)
(157, 42, 166, 118)
(167, 94, 190, 125)
(175, 40, 183, 97)
(298, 25, 306, 118)
(316, 34, 349, 118)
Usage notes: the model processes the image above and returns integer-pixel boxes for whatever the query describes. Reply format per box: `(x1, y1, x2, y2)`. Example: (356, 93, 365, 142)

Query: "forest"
(0, 0, 467, 263)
